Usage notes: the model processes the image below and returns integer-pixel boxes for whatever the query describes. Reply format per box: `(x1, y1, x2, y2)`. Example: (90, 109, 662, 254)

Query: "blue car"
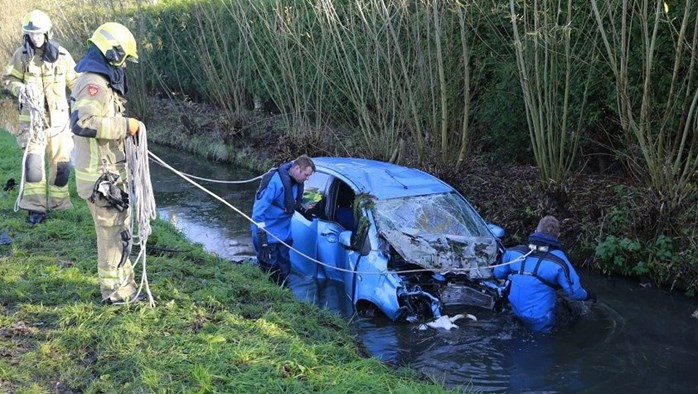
(291, 157, 506, 322)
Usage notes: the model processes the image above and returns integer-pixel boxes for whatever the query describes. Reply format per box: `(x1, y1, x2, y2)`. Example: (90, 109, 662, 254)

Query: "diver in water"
(494, 215, 596, 333)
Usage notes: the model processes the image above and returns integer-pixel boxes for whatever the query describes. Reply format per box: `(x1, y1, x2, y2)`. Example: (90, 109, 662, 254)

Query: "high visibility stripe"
(22, 182, 47, 196)
(19, 114, 31, 122)
(48, 185, 70, 198)
(89, 139, 100, 170)
(77, 168, 127, 182)
(98, 267, 130, 288)
(74, 97, 103, 112)
(75, 168, 101, 184)
(74, 96, 122, 140)
(6, 67, 23, 79)
(97, 117, 115, 139)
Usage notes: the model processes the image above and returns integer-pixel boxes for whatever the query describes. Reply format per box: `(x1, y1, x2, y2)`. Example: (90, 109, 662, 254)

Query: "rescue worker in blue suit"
(251, 155, 315, 284)
(494, 215, 596, 332)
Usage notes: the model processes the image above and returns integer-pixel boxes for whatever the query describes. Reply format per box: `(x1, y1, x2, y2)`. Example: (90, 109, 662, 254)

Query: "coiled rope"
(14, 84, 45, 212)
(124, 122, 157, 307)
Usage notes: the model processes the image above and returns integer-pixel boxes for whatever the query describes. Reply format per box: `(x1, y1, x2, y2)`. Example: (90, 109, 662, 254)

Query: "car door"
(290, 172, 331, 277)
(290, 213, 319, 277)
(315, 219, 347, 282)
(312, 178, 352, 282)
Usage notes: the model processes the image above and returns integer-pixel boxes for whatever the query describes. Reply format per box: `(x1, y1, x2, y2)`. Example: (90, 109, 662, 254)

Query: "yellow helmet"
(22, 10, 52, 38)
(88, 22, 138, 67)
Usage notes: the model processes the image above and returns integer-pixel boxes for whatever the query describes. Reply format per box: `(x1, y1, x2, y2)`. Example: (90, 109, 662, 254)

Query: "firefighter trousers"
(87, 194, 138, 302)
(18, 125, 73, 213)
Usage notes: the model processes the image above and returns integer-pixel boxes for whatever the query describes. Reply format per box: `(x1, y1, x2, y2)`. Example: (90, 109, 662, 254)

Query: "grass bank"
(0, 129, 458, 393)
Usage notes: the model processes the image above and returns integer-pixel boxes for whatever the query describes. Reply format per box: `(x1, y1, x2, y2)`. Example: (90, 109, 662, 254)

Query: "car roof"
(311, 157, 453, 200)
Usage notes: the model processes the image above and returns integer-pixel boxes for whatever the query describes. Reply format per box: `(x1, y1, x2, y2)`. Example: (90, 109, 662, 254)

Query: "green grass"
(0, 129, 458, 393)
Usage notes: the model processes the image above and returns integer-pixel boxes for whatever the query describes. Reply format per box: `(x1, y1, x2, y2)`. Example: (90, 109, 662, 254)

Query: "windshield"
(374, 192, 491, 237)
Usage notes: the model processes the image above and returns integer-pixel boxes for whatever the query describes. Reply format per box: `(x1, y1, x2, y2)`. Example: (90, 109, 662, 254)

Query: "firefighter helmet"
(88, 22, 138, 67)
(22, 10, 52, 38)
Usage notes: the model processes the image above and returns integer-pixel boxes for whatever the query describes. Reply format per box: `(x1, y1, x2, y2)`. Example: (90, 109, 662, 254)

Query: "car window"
(299, 171, 331, 217)
(373, 192, 490, 237)
(332, 181, 356, 230)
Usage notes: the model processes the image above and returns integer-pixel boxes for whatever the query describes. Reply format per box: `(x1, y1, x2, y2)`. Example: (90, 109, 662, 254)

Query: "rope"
(149, 153, 530, 277)
(172, 171, 264, 184)
(14, 84, 46, 212)
(124, 122, 157, 307)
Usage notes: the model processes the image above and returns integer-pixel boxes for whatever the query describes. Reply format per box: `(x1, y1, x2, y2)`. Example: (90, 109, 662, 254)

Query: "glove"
(126, 118, 140, 137)
(16, 84, 26, 99)
(258, 229, 269, 247)
(584, 290, 597, 303)
(257, 229, 273, 263)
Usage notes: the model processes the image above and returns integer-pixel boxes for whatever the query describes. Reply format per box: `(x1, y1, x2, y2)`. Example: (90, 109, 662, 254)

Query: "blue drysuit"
(494, 232, 589, 333)
(251, 163, 300, 281)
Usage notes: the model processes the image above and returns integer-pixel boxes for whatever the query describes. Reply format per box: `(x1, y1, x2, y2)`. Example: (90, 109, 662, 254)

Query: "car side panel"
(315, 219, 347, 281)
(354, 251, 402, 321)
(290, 214, 319, 277)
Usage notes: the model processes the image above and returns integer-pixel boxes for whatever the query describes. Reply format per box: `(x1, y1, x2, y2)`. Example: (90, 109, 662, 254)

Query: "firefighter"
(70, 22, 144, 305)
(2, 10, 78, 224)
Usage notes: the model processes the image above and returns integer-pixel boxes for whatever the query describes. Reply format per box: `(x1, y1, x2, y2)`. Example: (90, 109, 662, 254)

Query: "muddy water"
(149, 144, 698, 394)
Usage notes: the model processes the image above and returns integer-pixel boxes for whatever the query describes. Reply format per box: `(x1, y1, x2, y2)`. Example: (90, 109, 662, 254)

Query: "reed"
(591, 0, 698, 216)
(508, 0, 598, 184)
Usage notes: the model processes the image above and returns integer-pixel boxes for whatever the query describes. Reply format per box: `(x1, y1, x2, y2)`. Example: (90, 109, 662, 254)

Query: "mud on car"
(290, 157, 506, 322)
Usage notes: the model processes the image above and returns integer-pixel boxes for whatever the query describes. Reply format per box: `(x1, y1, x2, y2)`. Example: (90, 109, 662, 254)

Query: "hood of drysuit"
(75, 44, 127, 95)
(24, 35, 59, 63)
(527, 232, 564, 251)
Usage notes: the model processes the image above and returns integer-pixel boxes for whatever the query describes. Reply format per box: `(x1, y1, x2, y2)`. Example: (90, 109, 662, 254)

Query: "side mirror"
(487, 223, 505, 239)
(339, 230, 353, 248)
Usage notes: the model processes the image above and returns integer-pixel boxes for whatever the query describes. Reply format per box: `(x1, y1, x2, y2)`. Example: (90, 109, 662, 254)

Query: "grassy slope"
(0, 129, 457, 393)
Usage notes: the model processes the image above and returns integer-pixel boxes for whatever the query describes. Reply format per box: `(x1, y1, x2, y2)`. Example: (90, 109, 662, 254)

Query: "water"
(148, 144, 698, 394)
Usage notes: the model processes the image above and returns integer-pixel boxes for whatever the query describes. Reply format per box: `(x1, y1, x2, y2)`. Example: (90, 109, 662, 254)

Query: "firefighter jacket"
(2, 41, 77, 130)
(70, 71, 131, 200)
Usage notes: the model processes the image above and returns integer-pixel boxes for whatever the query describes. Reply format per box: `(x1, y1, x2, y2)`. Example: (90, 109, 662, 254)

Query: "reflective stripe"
(88, 138, 100, 172)
(7, 67, 23, 80)
(48, 185, 70, 198)
(74, 97, 103, 111)
(98, 266, 131, 289)
(75, 168, 101, 184)
(97, 117, 116, 139)
(75, 168, 127, 187)
(21, 182, 46, 196)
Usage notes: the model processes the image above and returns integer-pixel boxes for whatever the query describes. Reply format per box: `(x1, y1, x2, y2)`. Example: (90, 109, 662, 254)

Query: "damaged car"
(290, 157, 506, 322)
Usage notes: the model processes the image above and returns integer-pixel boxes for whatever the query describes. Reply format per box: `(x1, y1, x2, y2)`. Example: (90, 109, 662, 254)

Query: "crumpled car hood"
(382, 228, 497, 278)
